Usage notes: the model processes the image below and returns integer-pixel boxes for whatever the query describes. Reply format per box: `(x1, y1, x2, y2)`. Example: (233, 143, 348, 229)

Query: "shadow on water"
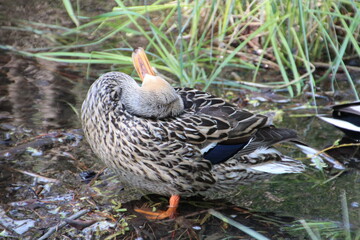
(0, 51, 359, 239)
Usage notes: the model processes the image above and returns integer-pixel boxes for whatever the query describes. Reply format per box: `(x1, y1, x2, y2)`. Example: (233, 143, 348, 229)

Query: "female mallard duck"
(81, 48, 304, 219)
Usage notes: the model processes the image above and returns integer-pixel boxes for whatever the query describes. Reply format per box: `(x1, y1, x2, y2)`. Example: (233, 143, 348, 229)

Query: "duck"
(319, 101, 360, 140)
(81, 47, 305, 220)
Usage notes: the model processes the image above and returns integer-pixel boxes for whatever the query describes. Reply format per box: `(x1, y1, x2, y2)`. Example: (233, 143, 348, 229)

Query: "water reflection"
(1, 54, 79, 130)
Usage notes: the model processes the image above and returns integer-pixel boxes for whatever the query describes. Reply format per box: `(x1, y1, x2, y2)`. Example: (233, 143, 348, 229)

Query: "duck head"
(120, 47, 184, 119)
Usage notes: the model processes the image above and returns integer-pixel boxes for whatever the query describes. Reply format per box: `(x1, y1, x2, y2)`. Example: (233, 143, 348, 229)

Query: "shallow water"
(0, 51, 359, 238)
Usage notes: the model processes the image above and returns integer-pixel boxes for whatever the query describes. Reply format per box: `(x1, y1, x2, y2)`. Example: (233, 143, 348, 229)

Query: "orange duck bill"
(132, 47, 156, 80)
(132, 47, 181, 220)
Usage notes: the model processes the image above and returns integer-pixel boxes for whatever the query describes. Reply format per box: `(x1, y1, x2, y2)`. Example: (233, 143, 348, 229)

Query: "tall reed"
(9, 0, 360, 99)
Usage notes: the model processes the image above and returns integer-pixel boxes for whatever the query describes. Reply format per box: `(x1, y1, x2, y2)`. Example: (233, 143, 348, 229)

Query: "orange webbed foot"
(135, 195, 180, 220)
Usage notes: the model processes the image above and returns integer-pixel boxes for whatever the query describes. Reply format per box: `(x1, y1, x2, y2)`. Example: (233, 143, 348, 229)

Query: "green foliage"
(11, 0, 360, 98)
(285, 190, 360, 239)
(289, 220, 356, 239)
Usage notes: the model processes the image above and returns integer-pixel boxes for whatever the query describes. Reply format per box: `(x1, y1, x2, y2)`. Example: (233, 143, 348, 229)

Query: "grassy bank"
(14, 0, 358, 100)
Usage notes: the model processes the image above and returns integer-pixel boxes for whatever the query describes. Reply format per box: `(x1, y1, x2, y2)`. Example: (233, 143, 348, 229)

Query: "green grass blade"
(298, 0, 317, 110)
(341, 190, 352, 240)
(62, 0, 79, 27)
(209, 209, 270, 240)
(299, 220, 321, 240)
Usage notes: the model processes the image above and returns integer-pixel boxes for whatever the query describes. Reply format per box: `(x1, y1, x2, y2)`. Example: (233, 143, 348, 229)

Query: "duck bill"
(132, 47, 156, 81)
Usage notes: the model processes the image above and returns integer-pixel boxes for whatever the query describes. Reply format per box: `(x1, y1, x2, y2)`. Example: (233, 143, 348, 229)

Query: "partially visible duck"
(319, 101, 360, 140)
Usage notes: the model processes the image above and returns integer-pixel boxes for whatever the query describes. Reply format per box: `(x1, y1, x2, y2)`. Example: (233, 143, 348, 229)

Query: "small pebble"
(79, 170, 97, 183)
(192, 226, 201, 230)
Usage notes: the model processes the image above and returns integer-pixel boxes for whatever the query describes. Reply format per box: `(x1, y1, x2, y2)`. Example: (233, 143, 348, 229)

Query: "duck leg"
(135, 195, 180, 220)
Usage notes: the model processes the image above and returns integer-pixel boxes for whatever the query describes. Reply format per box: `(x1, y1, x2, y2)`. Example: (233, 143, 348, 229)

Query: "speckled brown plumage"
(81, 48, 305, 219)
(81, 71, 304, 197)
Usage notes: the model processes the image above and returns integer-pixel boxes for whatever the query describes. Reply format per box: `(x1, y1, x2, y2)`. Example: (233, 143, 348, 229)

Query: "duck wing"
(163, 88, 298, 165)
(171, 88, 270, 143)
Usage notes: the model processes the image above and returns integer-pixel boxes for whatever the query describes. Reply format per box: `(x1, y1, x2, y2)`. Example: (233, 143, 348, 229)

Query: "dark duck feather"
(81, 48, 305, 219)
